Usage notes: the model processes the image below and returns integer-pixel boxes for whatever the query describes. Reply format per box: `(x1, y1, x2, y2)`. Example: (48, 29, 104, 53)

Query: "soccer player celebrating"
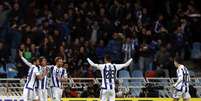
(49, 57, 68, 101)
(87, 55, 132, 101)
(173, 57, 191, 101)
(35, 57, 49, 101)
(19, 51, 47, 101)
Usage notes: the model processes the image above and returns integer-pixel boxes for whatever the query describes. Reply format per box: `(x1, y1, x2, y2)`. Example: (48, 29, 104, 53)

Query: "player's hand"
(19, 50, 23, 57)
(57, 76, 61, 81)
(42, 68, 48, 76)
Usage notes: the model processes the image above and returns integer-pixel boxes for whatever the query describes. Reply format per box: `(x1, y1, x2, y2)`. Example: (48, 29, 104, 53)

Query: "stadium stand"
(0, 0, 200, 99)
(0, 0, 200, 78)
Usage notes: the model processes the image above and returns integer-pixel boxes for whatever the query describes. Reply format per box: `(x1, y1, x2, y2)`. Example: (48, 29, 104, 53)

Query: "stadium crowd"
(0, 0, 200, 97)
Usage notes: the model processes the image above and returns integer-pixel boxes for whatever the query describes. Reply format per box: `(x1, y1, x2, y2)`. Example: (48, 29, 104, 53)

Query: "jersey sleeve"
(62, 69, 68, 78)
(116, 58, 133, 70)
(87, 58, 102, 70)
(33, 67, 40, 76)
(21, 56, 33, 68)
(174, 68, 183, 87)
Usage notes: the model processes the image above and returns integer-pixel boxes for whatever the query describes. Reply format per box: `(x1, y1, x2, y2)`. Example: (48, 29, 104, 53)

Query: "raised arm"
(19, 51, 33, 67)
(116, 58, 133, 70)
(86, 58, 103, 70)
(87, 58, 99, 68)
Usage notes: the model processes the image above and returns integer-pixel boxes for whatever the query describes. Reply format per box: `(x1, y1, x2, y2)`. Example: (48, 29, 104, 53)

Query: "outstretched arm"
(87, 58, 103, 70)
(87, 58, 99, 67)
(116, 58, 133, 70)
(19, 51, 33, 67)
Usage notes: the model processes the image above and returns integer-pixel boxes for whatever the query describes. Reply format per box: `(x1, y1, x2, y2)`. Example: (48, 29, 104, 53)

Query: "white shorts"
(35, 89, 48, 101)
(173, 89, 191, 99)
(22, 88, 36, 101)
(100, 89, 115, 101)
(50, 87, 63, 101)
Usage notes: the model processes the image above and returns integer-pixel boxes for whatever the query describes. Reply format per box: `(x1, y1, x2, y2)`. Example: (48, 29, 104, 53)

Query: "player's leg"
(47, 88, 52, 99)
(22, 88, 28, 101)
(173, 90, 181, 101)
(37, 89, 43, 101)
(51, 87, 57, 101)
(100, 90, 107, 101)
(43, 89, 48, 101)
(183, 92, 191, 101)
(59, 88, 63, 100)
(108, 90, 115, 101)
(33, 89, 39, 101)
(23, 89, 34, 101)
(28, 89, 34, 101)
(44, 89, 48, 101)
(51, 87, 60, 101)
(50, 87, 57, 101)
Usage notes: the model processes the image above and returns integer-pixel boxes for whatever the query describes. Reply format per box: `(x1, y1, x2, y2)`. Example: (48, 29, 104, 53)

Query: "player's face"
(41, 58, 47, 66)
(64, 63, 68, 69)
(36, 59, 40, 65)
(104, 58, 108, 63)
(104, 57, 111, 63)
(57, 59, 63, 67)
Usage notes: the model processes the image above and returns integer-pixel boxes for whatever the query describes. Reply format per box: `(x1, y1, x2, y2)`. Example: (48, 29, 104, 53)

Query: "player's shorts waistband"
(50, 86, 62, 88)
(101, 88, 115, 90)
(25, 87, 34, 90)
(35, 87, 48, 90)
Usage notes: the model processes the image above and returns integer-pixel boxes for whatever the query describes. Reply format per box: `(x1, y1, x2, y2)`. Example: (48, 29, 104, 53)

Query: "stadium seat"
(118, 69, 130, 87)
(131, 70, 143, 77)
(130, 70, 144, 97)
(6, 63, 18, 78)
(191, 42, 201, 59)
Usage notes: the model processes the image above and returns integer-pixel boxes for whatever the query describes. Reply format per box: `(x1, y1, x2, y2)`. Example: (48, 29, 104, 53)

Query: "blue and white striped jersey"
(49, 66, 67, 88)
(35, 66, 48, 89)
(87, 58, 132, 90)
(174, 65, 190, 92)
(21, 56, 40, 90)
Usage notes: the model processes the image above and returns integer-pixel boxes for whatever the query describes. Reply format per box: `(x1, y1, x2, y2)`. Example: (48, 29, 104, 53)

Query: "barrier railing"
(0, 77, 201, 97)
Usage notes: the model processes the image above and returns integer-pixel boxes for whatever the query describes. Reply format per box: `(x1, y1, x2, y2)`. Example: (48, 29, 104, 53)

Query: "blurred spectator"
(154, 46, 170, 69)
(0, 0, 199, 78)
(139, 83, 159, 97)
(69, 88, 79, 98)
(0, 41, 8, 65)
(138, 41, 153, 74)
(122, 37, 137, 62)
(96, 40, 105, 61)
(0, 2, 11, 39)
(106, 33, 123, 63)
(23, 47, 32, 61)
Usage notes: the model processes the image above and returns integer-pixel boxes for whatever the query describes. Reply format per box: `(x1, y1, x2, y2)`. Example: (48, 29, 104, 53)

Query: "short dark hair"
(31, 57, 38, 63)
(55, 56, 63, 62)
(174, 57, 183, 64)
(104, 55, 112, 62)
(39, 56, 46, 63)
